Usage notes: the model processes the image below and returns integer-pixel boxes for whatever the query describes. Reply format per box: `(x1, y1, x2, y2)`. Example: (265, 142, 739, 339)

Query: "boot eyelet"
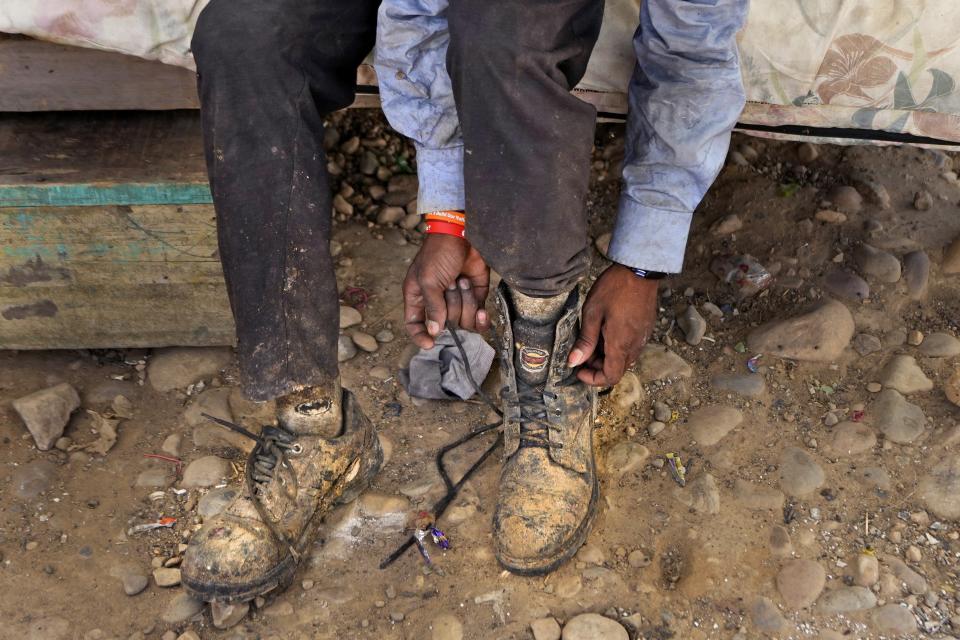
(290, 443, 304, 455)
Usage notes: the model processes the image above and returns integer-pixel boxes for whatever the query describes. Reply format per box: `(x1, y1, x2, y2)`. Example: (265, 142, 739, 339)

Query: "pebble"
(352, 331, 379, 353)
(906, 545, 922, 563)
(914, 189, 933, 211)
(673, 473, 720, 514)
(400, 213, 421, 230)
(160, 593, 203, 624)
(628, 549, 651, 568)
(853, 552, 880, 587)
(338, 335, 357, 362)
(943, 233, 960, 274)
(748, 596, 787, 633)
(340, 135, 360, 154)
(947, 369, 960, 406)
(797, 142, 819, 163)
(711, 213, 742, 235)
(153, 568, 181, 587)
(609, 371, 643, 410)
(918, 332, 960, 357)
(827, 185, 862, 213)
(12, 459, 57, 499)
(636, 344, 692, 382)
(688, 405, 743, 446)
(183, 388, 233, 427)
(198, 486, 239, 519)
(180, 456, 231, 489)
(647, 421, 666, 437)
(884, 556, 928, 594)
(531, 617, 562, 640)
(814, 209, 847, 224)
(871, 604, 917, 635)
(907, 329, 924, 346)
(879, 355, 932, 393)
(854, 243, 901, 283)
(776, 559, 826, 609)
(431, 614, 463, 640)
(826, 421, 876, 457)
(369, 365, 392, 380)
(377, 206, 406, 225)
(333, 194, 353, 216)
(606, 442, 649, 476)
(265, 601, 295, 617)
(652, 401, 672, 423)
(748, 300, 854, 362)
(340, 305, 362, 329)
(554, 575, 582, 599)
(561, 613, 628, 640)
(122, 572, 149, 596)
(210, 601, 249, 629)
(817, 586, 877, 613)
(732, 479, 784, 511)
(678, 305, 707, 345)
(902, 250, 931, 299)
(823, 268, 870, 301)
(856, 466, 892, 491)
(852, 333, 882, 356)
(12, 383, 81, 451)
(376, 329, 396, 343)
(148, 347, 232, 392)
(866, 382, 882, 393)
(779, 446, 825, 496)
(769, 525, 793, 558)
(919, 453, 960, 519)
(161, 434, 182, 457)
(874, 389, 926, 443)
(359, 151, 379, 175)
(135, 468, 174, 488)
(709, 374, 765, 398)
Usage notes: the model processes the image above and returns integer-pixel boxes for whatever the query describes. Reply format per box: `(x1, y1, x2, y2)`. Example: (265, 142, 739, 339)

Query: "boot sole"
(183, 393, 385, 604)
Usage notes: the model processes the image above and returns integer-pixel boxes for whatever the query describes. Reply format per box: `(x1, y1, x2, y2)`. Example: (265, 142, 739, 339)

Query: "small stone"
(906, 545, 922, 563)
(871, 604, 917, 635)
(431, 614, 463, 640)
(180, 456, 231, 489)
(122, 573, 149, 596)
(874, 389, 926, 443)
(823, 268, 870, 302)
(606, 442, 650, 476)
(884, 556, 928, 594)
(369, 365, 391, 380)
(377, 206, 406, 225)
(211, 601, 249, 630)
(359, 151, 379, 175)
(338, 334, 357, 362)
(748, 596, 787, 633)
(728, 150, 748, 166)
(340, 306, 362, 329)
(701, 301, 723, 318)
(333, 194, 353, 216)
(854, 243, 901, 283)
(902, 250, 930, 300)
(906, 329, 924, 346)
(352, 331, 378, 353)
(919, 453, 960, 519)
(400, 213, 421, 230)
(12, 383, 81, 451)
(817, 586, 877, 613)
(853, 333, 882, 356)
(161, 593, 203, 624)
(678, 305, 707, 346)
(918, 332, 960, 357)
(710, 374, 765, 398)
(797, 142, 819, 163)
(647, 421, 666, 437)
(531, 617, 562, 640)
(389, 611, 405, 623)
(594, 232, 612, 257)
(198, 487, 239, 519)
(12, 459, 57, 499)
(688, 406, 743, 446)
(866, 382, 882, 393)
(628, 549, 651, 568)
(815, 209, 847, 224)
(737, 143, 759, 162)
(177, 632, 199, 640)
(769, 525, 793, 558)
(636, 344, 693, 382)
(340, 136, 360, 154)
(135, 468, 173, 488)
(776, 559, 826, 609)
(913, 190, 933, 211)
(561, 613, 628, 640)
(265, 601, 295, 617)
(609, 371, 643, 410)
(161, 434, 182, 457)
(652, 401, 672, 423)
(779, 446, 825, 496)
(879, 355, 932, 394)
(827, 422, 877, 457)
(856, 466, 892, 491)
(376, 329, 395, 343)
(853, 553, 880, 587)
(673, 473, 720, 514)
(183, 387, 233, 427)
(711, 213, 743, 235)
(943, 234, 960, 274)
(827, 185, 862, 213)
(947, 369, 960, 406)
(748, 300, 854, 362)
(732, 479, 784, 511)
(148, 348, 232, 392)
(153, 568, 181, 587)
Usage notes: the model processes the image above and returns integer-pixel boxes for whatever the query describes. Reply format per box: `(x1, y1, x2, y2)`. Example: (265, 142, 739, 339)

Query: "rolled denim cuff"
(606, 196, 692, 274)
(415, 144, 465, 214)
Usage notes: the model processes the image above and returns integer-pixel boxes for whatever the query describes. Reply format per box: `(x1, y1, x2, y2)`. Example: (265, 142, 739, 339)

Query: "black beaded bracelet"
(628, 266, 668, 280)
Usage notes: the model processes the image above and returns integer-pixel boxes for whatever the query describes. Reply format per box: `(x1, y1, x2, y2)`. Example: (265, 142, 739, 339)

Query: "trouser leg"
(191, 0, 380, 401)
(447, 0, 604, 297)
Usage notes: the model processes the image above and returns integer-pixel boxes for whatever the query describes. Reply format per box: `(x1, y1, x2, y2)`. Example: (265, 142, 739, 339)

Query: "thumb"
(569, 310, 601, 367)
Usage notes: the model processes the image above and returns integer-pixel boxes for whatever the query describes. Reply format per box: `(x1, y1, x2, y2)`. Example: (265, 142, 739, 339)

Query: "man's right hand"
(403, 233, 491, 349)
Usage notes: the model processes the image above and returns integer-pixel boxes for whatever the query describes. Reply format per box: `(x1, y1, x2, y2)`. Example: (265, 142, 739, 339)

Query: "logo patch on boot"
(517, 343, 550, 374)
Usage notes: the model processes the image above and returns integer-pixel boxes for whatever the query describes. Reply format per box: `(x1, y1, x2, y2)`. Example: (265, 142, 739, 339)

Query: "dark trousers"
(192, 0, 603, 401)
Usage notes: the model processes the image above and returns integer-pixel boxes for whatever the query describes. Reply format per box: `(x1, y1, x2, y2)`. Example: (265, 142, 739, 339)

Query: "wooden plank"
(0, 203, 235, 348)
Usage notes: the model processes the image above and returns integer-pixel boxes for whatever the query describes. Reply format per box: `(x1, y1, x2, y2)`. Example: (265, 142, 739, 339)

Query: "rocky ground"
(3, 109, 960, 640)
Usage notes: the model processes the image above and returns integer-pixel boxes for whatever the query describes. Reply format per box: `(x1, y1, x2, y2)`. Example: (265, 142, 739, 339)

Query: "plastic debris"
(746, 354, 762, 373)
(734, 342, 747, 353)
(852, 410, 865, 422)
(665, 453, 686, 487)
(128, 516, 176, 535)
(411, 511, 451, 565)
(710, 254, 774, 297)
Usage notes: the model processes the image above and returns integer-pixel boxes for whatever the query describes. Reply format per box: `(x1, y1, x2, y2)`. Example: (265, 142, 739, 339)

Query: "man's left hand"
(567, 264, 658, 387)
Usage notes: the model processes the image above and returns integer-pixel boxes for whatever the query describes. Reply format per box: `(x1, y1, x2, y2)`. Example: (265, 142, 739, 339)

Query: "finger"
(402, 274, 434, 349)
(600, 346, 627, 387)
(569, 308, 602, 367)
(444, 284, 463, 332)
(421, 276, 449, 338)
(457, 278, 479, 332)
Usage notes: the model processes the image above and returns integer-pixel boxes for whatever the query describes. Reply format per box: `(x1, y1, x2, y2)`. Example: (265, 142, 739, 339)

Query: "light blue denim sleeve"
(374, 0, 465, 214)
(608, 0, 749, 273)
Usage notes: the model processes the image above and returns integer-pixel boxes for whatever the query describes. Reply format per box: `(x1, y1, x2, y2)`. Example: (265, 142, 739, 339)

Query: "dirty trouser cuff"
(415, 144, 465, 214)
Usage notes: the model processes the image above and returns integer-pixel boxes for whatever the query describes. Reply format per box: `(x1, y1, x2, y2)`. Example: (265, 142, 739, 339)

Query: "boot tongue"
(510, 290, 570, 388)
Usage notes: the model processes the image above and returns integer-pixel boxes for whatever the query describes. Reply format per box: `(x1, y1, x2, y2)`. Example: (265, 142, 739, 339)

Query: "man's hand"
(403, 233, 491, 349)
(568, 264, 658, 387)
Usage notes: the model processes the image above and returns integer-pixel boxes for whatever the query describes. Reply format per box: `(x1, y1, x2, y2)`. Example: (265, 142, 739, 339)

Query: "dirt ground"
(2, 110, 960, 640)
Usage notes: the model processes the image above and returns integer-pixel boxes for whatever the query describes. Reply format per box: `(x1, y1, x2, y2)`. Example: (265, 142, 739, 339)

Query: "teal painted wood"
(0, 182, 213, 207)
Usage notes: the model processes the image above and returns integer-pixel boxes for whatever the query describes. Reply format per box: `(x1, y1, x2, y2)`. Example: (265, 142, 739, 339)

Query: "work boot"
(181, 380, 382, 603)
(492, 283, 599, 575)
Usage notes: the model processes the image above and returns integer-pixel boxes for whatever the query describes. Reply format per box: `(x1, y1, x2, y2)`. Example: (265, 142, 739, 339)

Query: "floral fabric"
(2, 0, 959, 143)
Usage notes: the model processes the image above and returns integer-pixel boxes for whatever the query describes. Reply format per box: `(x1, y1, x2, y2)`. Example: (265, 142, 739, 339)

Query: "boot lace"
(501, 381, 561, 450)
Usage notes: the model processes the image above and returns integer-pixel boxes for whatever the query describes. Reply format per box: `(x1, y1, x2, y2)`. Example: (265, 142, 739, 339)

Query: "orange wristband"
(424, 210, 466, 226)
(424, 219, 466, 238)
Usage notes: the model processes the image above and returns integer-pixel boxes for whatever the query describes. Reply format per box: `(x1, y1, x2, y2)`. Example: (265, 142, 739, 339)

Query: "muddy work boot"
(181, 381, 382, 603)
(492, 283, 599, 575)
